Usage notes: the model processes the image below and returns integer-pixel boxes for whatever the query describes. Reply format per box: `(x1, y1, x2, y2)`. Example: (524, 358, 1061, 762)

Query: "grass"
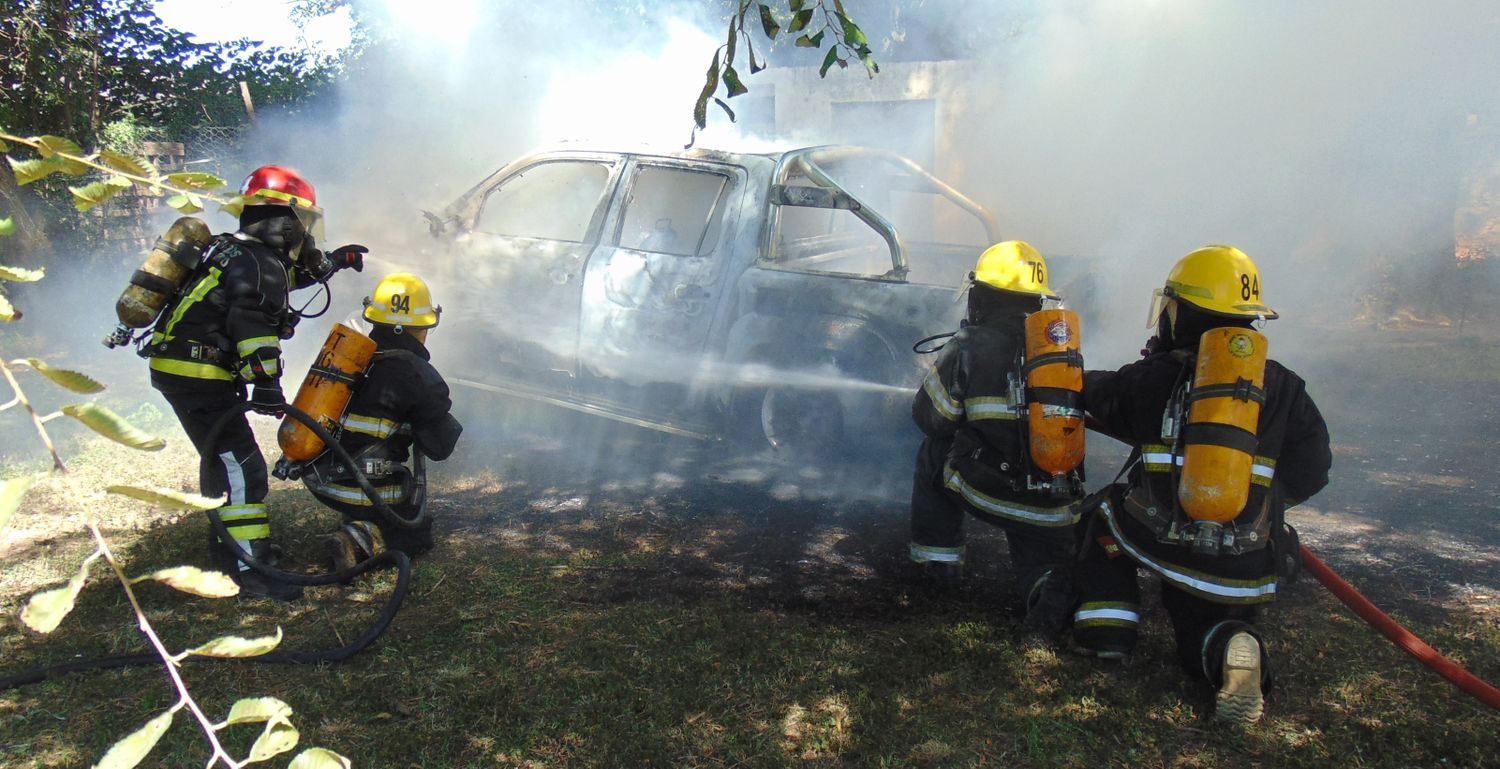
(2, 327, 1499, 768)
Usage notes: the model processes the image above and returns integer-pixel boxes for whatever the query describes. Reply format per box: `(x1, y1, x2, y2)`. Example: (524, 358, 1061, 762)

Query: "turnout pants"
(909, 435, 1073, 596)
(307, 478, 433, 557)
(161, 388, 271, 569)
(1073, 496, 1271, 685)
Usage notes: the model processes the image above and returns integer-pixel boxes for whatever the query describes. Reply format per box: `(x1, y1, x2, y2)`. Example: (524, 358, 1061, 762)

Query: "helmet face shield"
(1146, 287, 1171, 329)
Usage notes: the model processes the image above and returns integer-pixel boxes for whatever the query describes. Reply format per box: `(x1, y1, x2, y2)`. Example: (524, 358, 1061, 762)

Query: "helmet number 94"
(390, 294, 412, 314)
(1239, 273, 1260, 301)
(1028, 261, 1046, 284)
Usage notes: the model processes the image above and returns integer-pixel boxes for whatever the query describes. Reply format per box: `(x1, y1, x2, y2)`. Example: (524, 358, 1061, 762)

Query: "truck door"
(454, 156, 621, 377)
(578, 160, 745, 385)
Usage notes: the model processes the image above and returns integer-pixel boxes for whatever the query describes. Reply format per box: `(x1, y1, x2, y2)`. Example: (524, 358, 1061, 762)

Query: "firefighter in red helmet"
(145, 164, 368, 600)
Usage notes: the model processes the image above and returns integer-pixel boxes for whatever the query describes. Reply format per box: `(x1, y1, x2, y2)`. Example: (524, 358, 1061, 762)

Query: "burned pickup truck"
(425, 145, 1001, 455)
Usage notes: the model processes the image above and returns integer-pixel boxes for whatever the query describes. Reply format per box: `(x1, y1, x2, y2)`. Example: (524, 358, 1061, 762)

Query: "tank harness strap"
(1180, 422, 1259, 455)
(130, 269, 179, 296)
(308, 364, 362, 388)
(1022, 348, 1084, 376)
(1185, 378, 1266, 405)
(145, 337, 232, 366)
(1028, 386, 1082, 414)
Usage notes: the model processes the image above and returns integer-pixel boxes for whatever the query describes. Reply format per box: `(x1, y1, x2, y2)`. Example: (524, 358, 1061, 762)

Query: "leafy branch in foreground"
(16, 515, 349, 768)
(689, 0, 879, 147)
(0, 130, 229, 216)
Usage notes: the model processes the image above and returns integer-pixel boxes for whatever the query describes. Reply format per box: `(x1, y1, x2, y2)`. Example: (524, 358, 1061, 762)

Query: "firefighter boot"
(922, 561, 963, 592)
(325, 520, 386, 573)
(1213, 630, 1265, 725)
(231, 539, 304, 602)
(1022, 569, 1077, 640)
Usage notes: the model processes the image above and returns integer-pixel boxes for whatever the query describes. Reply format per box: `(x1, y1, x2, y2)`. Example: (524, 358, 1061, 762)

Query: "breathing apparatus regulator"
(1147, 245, 1278, 555)
(916, 241, 1086, 497)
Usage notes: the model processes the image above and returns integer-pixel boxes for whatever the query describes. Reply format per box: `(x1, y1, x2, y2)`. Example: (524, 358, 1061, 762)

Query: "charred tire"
(758, 386, 844, 456)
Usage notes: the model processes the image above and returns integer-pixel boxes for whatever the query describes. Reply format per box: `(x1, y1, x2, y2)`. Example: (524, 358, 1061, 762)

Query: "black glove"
(249, 383, 286, 417)
(327, 244, 367, 273)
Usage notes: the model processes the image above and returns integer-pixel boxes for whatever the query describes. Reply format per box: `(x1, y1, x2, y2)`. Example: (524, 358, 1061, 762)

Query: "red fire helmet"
(224, 164, 324, 239)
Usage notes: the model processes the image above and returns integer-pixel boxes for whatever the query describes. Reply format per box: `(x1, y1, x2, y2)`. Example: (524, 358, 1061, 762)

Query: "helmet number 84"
(1239, 273, 1260, 301)
(390, 294, 412, 314)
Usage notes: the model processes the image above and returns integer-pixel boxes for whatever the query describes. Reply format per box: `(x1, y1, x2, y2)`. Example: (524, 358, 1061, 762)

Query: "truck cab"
(428, 145, 1000, 456)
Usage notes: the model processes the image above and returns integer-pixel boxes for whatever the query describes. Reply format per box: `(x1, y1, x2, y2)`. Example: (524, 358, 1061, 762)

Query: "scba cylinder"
(278, 323, 377, 462)
(114, 217, 212, 329)
(1178, 327, 1268, 522)
(1024, 308, 1085, 476)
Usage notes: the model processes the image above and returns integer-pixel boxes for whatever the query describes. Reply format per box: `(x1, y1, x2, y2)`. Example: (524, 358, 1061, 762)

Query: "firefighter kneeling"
(1072, 245, 1331, 725)
(279, 273, 462, 571)
(908, 241, 1085, 636)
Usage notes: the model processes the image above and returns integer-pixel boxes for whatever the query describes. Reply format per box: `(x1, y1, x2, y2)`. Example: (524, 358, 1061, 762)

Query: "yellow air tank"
(1178, 327, 1268, 522)
(1024, 308, 1085, 476)
(114, 217, 212, 329)
(278, 323, 377, 462)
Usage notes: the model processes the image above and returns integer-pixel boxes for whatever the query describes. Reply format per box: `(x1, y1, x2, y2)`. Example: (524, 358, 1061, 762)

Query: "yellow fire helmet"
(1146, 244, 1278, 328)
(363, 272, 441, 330)
(972, 240, 1059, 299)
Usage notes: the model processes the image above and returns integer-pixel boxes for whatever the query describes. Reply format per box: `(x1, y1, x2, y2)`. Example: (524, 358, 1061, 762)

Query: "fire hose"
(1, 402, 417, 690)
(1300, 545, 1500, 711)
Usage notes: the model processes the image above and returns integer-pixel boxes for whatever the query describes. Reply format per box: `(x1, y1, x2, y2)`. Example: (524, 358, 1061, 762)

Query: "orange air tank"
(1023, 308, 1085, 476)
(278, 323, 377, 462)
(1178, 327, 1268, 522)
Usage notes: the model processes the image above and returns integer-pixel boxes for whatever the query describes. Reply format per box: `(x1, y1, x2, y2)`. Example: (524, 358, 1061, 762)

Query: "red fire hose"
(1301, 545, 1500, 711)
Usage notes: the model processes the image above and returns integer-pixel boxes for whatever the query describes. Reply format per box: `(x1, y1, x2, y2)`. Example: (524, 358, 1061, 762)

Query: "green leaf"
(21, 551, 100, 633)
(725, 16, 738, 71)
(836, 12, 868, 47)
(288, 748, 352, 769)
(97, 150, 157, 183)
(63, 404, 167, 451)
(23, 358, 105, 393)
(33, 135, 84, 160)
(723, 66, 748, 98)
(130, 565, 239, 598)
(163, 171, 226, 191)
(106, 485, 224, 511)
(694, 50, 722, 130)
(857, 44, 879, 76)
(795, 33, 818, 48)
(0, 264, 44, 282)
(748, 40, 765, 73)
(32, 135, 89, 175)
(92, 708, 174, 769)
(714, 98, 737, 122)
(0, 474, 40, 532)
(69, 177, 133, 212)
(165, 194, 204, 214)
(819, 45, 840, 77)
(0, 293, 15, 322)
(0, 218, 13, 237)
(245, 716, 299, 763)
(0, 136, 8, 152)
(788, 0, 805, 12)
(9, 156, 59, 185)
(758, 3, 780, 39)
(219, 697, 293, 728)
(788, 8, 814, 33)
(181, 626, 283, 659)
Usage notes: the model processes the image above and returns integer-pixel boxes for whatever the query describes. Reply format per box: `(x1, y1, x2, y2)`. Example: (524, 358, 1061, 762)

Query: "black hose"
(0, 403, 417, 690)
(913, 331, 956, 354)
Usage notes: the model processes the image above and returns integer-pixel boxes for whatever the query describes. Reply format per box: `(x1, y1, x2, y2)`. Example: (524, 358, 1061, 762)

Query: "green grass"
(3, 330, 1499, 768)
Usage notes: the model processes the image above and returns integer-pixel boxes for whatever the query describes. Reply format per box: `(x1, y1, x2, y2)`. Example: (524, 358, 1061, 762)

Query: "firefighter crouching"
(908, 241, 1085, 635)
(291, 273, 462, 570)
(144, 165, 366, 601)
(1072, 244, 1331, 725)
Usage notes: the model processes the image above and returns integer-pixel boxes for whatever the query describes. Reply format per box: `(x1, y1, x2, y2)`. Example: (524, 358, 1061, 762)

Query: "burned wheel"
(759, 387, 844, 455)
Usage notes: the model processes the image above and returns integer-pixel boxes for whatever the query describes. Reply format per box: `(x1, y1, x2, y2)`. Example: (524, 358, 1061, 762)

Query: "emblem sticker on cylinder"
(1046, 319, 1071, 345)
(1227, 332, 1255, 358)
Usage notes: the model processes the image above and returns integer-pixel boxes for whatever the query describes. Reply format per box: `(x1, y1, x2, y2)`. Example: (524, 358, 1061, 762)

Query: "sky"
(152, 0, 353, 53)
